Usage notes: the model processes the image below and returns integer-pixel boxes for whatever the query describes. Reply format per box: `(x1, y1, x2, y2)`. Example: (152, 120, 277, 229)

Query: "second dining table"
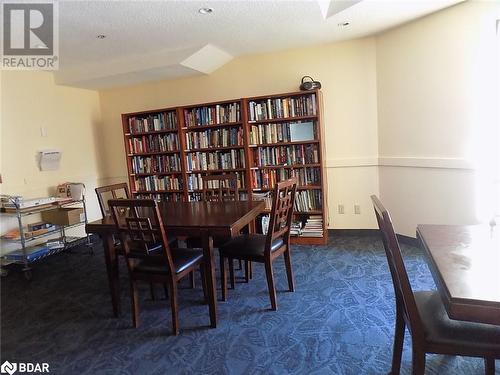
(86, 200, 265, 328)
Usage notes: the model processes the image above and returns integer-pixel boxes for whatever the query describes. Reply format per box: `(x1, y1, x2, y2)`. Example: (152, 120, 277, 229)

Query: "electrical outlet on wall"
(354, 204, 361, 215)
(338, 204, 344, 214)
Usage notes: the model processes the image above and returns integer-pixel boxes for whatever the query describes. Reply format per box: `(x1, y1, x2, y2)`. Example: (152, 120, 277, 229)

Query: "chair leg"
(163, 283, 169, 299)
(229, 258, 235, 289)
(283, 248, 295, 292)
(411, 347, 425, 375)
(200, 264, 208, 304)
(390, 307, 405, 375)
(189, 271, 195, 289)
(264, 259, 277, 311)
(149, 282, 155, 300)
(484, 358, 495, 375)
(237, 259, 243, 270)
(168, 278, 179, 335)
(249, 261, 253, 279)
(244, 261, 250, 283)
(220, 255, 227, 302)
(130, 280, 140, 328)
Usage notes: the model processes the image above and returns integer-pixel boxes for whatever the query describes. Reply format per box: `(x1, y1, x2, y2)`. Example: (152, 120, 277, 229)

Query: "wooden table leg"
(102, 234, 121, 317)
(201, 230, 217, 328)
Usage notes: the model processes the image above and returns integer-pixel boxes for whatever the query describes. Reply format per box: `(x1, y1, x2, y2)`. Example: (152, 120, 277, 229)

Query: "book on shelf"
(251, 167, 321, 189)
(134, 193, 183, 202)
(294, 190, 322, 212)
(249, 121, 316, 145)
(185, 149, 246, 171)
(252, 144, 319, 167)
(185, 127, 243, 149)
(128, 111, 177, 133)
(248, 94, 317, 122)
(135, 175, 182, 191)
(290, 220, 303, 237)
(187, 172, 245, 191)
(184, 102, 241, 127)
(131, 155, 182, 174)
(128, 133, 179, 154)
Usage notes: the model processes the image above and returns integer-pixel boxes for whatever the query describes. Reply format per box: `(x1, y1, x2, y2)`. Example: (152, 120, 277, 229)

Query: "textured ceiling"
(54, 0, 464, 89)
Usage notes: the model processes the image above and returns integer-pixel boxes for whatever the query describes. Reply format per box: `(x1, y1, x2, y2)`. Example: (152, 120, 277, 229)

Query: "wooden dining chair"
(188, 173, 246, 279)
(108, 198, 207, 335)
(95, 183, 183, 299)
(95, 183, 130, 217)
(201, 173, 239, 202)
(219, 177, 298, 310)
(371, 195, 500, 375)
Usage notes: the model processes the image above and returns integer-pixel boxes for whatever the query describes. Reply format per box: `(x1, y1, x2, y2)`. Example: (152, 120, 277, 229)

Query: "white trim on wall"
(326, 157, 473, 170)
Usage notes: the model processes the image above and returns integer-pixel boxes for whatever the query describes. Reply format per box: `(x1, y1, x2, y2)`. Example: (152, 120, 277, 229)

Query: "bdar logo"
(0, 361, 17, 375)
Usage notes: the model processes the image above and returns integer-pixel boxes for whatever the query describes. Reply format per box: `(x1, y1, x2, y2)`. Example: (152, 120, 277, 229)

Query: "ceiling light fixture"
(96, 34, 106, 39)
(338, 22, 350, 28)
(198, 7, 214, 15)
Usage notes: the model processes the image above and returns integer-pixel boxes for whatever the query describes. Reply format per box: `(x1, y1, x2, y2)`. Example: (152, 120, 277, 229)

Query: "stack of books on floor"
(290, 220, 303, 237)
(301, 215, 323, 237)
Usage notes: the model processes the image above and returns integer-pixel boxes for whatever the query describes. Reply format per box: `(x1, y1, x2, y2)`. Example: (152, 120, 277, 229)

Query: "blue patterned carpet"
(1, 235, 495, 374)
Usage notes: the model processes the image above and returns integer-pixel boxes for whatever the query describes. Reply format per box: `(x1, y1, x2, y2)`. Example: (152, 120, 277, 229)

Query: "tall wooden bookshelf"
(121, 89, 328, 245)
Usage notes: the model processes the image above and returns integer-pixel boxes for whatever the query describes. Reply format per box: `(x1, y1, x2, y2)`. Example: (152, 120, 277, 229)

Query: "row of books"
(301, 215, 323, 237)
(185, 127, 244, 150)
(187, 172, 245, 191)
(128, 112, 177, 133)
(128, 133, 179, 154)
(251, 167, 321, 189)
(252, 145, 319, 167)
(131, 155, 182, 174)
(185, 150, 246, 171)
(294, 190, 322, 212)
(184, 102, 241, 127)
(135, 176, 183, 192)
(249, 121, 316, 145)
(248, 94, 317, 122)
(135, 193, 183, 202)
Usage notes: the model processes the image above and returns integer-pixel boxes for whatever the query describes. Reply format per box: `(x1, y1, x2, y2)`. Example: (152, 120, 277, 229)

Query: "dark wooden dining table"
(417, 224, 500, 325)
(86, 200, 265, 328)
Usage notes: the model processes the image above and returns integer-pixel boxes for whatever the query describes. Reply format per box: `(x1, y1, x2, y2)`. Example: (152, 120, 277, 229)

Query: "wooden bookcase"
(121, 89, 328, 245)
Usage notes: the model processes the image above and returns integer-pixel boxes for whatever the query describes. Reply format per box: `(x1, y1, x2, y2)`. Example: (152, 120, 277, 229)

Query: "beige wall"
(98, 38, 380, 229)
(376, 1, 499, 236)
(0, 71, 103, 237)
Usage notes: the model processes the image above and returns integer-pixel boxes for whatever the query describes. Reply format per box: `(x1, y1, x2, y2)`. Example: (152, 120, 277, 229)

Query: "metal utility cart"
(0, 195, 92, 280)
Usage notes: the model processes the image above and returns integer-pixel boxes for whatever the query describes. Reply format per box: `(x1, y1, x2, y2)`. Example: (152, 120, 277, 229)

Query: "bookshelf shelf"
(186, 168, 246, 174)
(185, 145, 244, 152)
(128, 150, 180, 157)
(183, 122, 243, 131)
(250, 164, 321, 170)
(125, 129, 178, 137)
(249, 140, 319, 147)
(121, 89, 328, 244)
(248, 115, 317, 125)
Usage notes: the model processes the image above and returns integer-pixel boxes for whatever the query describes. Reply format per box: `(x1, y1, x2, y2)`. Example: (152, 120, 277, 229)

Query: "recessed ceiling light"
(338, 22, 350, 28)
(96, 34, 106, 39)
(198, 7, 214, 15)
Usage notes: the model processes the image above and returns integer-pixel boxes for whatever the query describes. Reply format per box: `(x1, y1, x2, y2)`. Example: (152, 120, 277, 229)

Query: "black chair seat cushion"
(219, 234, 284, 258)
(186, 236, 228, 249)
(134, 248, 203, 275)
(415, 291, 500, 352)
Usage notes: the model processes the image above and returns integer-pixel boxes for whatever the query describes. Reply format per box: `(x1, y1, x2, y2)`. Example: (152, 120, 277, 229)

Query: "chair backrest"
(95, 183, 130, 217)
(108, 199, 175, 275)
(370, 195, 424, 340)
(202, 174, 239, 202)
(266, 177, 298, 253)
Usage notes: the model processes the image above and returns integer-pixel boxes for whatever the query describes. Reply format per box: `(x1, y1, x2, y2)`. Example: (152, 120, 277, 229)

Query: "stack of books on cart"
(301, 215, 323, 237)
